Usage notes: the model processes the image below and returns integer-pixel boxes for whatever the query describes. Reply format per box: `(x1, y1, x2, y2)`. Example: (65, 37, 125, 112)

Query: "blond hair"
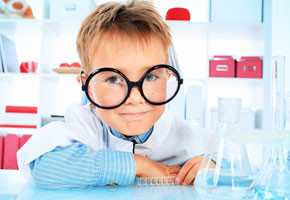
(76, 0, 172, 74)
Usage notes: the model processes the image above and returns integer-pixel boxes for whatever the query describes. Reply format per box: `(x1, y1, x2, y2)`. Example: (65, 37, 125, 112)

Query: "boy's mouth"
(119, 111, 149, 120)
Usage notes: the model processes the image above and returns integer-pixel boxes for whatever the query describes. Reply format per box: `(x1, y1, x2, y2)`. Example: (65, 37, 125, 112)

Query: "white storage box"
(211, 0, 263, 23)
(49, 0, 95, 20)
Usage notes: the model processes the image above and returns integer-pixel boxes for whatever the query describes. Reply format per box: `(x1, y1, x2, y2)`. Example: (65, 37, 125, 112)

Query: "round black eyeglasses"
(80, 64, 183, 109)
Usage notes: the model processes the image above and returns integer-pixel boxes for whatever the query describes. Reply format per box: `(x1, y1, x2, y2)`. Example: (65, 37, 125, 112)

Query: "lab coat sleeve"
(30, 142, 136, 188)
(17, 121, 84, 180)
(17, 104, 105, 180)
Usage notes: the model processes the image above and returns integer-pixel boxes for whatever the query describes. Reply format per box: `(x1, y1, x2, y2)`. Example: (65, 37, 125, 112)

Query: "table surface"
(0, 170, 256, 200)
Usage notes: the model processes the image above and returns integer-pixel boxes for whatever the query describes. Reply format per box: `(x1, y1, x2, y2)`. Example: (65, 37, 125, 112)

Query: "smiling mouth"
(119, 111, 148, 120)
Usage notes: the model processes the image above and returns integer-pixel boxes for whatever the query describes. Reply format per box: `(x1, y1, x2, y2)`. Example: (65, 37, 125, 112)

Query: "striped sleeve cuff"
(97, 149, 136, 185)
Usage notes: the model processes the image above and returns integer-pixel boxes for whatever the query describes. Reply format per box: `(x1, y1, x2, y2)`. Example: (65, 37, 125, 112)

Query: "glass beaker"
(248, 56, 290, 199)
(249, 145, 290, 199)
(194, 98, 253, 199)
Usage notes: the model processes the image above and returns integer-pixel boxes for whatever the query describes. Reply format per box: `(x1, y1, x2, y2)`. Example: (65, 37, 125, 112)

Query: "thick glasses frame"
(80, 64, 183, 109)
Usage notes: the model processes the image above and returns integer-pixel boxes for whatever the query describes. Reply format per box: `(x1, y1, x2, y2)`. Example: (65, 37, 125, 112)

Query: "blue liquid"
(255, 186, 290, 200)
(195, 172, 253, 199)
(206, 175, 253, 187)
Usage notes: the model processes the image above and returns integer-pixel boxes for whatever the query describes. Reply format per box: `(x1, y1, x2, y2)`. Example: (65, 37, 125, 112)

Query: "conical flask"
(248, 56, 290, 199)
(195, 97, 253, 199)
(248, 146, 290, 199)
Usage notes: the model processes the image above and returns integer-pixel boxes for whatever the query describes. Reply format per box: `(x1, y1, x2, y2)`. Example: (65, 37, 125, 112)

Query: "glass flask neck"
(218, 97, 242, 126)
(217, 122, 238, 130)
(268, 146, 288, 166)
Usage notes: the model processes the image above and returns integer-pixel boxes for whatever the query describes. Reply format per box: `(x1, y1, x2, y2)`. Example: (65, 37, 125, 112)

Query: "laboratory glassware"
(134, 176, 179, 187)
(248, 56, 290, 199)
(194, 97, 253, 199)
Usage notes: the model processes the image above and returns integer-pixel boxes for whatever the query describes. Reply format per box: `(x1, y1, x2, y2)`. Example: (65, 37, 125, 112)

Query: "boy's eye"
(145, 73, 158, 81)
(106, 76, 122, 84)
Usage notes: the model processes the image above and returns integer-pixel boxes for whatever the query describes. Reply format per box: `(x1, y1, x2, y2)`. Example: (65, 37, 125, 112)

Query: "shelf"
(208, 77, 263, 82)
(0, 127, 36, 135)
(207, 77, 264, 87)
(0, 19, 264, 40)
(168, 21, 264, 41)
(167, 20, 264, 26)
(0, 73, 78, 79)
(0, 19, 82, 37)
(0, 4, 269, 130)
(42, 19, 83, 35)
(0, 19, 42, 38)
(209, 23, 264, 40)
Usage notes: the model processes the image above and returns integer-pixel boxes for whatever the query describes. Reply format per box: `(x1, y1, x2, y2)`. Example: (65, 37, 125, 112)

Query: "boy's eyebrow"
(117, 65, 162, 78)
(113, 65, 145, 73)
(118, 63, 167, 74)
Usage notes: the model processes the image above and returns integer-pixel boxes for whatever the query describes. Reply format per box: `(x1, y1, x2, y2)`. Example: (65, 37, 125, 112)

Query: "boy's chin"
(118, 123, 153, 136)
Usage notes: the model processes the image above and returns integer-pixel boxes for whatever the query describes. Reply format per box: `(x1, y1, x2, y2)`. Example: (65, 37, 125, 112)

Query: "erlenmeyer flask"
(249, 146, 290, 199)
(195, 98, 253, 199)
(248, 56, 290, 199)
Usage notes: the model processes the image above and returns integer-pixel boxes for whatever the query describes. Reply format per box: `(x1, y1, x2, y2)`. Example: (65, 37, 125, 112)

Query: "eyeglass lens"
(86, 67, 179, 108)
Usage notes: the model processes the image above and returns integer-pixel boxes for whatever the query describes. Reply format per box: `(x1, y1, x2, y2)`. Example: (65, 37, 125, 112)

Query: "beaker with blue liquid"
(194, 97, 253, 199)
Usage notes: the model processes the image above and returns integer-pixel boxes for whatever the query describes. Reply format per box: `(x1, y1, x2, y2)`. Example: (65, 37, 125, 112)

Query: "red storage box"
(236, 56, 263, 78)
(0, 135, 3, 169)
(3, 134, 19, 169)
(209, 56, 236, 78)
(19, 135, 32, 149)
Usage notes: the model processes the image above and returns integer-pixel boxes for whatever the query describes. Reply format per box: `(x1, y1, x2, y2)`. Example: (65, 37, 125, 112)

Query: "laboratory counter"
(0, 170, 211, 200)
(0, 170, 262, 200)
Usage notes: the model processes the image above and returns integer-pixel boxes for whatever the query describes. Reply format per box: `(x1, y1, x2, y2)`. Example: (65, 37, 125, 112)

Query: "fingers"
(182, 165, 199, 186)
(175, 161, 193, 183)
(175, 156, 203, 185)
(169, 165, 181, 176)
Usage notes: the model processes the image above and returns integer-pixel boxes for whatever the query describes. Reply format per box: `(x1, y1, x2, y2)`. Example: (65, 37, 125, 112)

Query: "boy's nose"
(124, 86, 145, 105)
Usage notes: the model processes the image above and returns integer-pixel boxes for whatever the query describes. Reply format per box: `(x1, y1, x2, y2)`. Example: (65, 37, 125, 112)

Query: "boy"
(17, 0, 213, 188)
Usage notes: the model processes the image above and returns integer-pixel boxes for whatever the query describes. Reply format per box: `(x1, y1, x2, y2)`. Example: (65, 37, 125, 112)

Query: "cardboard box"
(236, 56, 262, 78)
(209, 56, 235, 78)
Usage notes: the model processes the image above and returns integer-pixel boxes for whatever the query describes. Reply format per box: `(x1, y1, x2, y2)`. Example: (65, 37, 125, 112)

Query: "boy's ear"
(76, 74, 87, 86)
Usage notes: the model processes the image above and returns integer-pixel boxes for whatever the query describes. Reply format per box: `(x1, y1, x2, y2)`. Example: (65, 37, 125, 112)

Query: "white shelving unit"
(0, 128, 37, 135)
(0, 0, 272, 134)
(169, 20, 266, 129)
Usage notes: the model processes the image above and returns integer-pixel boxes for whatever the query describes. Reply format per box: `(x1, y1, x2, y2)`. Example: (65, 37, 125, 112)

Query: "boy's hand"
(175, 156, 215, 186)
(134, 154, 180, 178)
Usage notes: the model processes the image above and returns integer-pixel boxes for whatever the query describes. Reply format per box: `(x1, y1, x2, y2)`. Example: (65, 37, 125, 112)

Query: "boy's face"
(90, 33, 167, 136)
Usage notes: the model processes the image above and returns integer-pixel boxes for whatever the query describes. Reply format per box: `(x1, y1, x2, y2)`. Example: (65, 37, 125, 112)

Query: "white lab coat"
(17, 104, 213, 180)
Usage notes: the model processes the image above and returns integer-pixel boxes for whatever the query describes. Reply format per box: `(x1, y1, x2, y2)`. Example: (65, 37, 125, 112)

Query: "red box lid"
(239, 56, 262, 61)
(212, 56, 234, 60)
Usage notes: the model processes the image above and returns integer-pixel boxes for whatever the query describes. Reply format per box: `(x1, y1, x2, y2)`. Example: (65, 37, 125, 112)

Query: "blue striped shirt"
(110, 126, 153, 144)
(30, 126, 153, 188)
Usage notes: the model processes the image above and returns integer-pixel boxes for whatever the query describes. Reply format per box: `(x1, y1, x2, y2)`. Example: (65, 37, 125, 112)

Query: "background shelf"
(0, 0, 275, 131)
